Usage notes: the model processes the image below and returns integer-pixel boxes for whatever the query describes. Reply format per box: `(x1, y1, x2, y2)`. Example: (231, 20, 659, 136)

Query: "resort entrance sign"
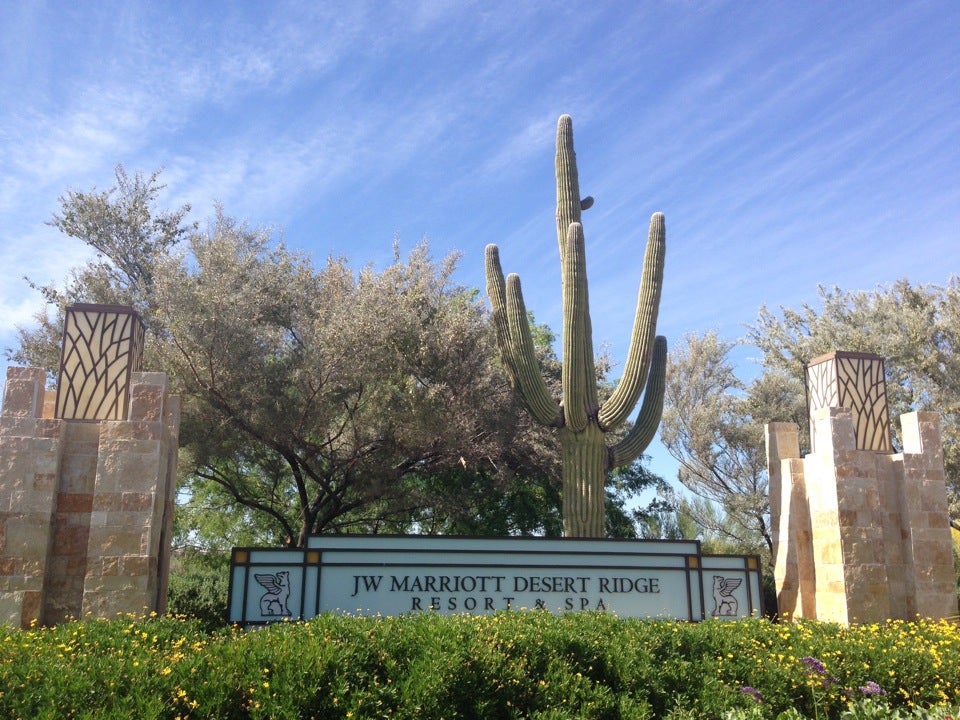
(229, 536, 763, 625)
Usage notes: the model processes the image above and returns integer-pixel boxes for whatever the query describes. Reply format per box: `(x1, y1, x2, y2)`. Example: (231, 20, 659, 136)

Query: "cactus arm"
(484, 244, 521, 391)
(504, 273, 564, 427)
(598, 213, 666, 430)
(485, 243, 561, 426)
(609, 335, 667, 469)
(555, 115, 583, 264)
(562, 222, 598, 433)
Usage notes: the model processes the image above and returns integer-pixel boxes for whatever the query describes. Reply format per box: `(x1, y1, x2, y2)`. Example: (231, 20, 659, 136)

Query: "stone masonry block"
(0, 592, 26, 627)
(2, 369, 46, 418)
(42, 390, 56, 419)
(21, 589, 43, 624)
(87, 528, 144, 556)
(52, 524, 90, 555)
(2, 487, 33, 514)
(94, 462, 161, 497)
(817, 407, 857, 454)
(122, 555, 153, 576)
(5, 516, 53, 555)
(920, 485, 949, 513)
(121, 492, 155, 512)
(100, 420, 163, 442)
(128, 384, 164, 422)
(92, 493, 124, 512)
(901, 412, 940, 456)
(35, 418, 62, 438)
(57, 493, 94, 513)
(59, 453, 99, 493)
(33, 473, 56, 493)
(0, 416, 37, 436)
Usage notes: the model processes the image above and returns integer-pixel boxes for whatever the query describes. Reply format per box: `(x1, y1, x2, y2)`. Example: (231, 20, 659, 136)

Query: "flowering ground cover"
(1, 612, 958, 719)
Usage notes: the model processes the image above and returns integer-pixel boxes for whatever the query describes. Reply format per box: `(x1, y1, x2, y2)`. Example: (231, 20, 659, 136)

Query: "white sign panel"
(229, 536, 763, 625)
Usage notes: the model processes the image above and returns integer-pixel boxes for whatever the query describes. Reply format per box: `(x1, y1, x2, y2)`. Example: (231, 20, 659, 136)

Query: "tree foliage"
(11, 166, 665, 548)
(9, 166, 195, 373)
(660, 331, 806, 557)
(153, 213, 557, 544)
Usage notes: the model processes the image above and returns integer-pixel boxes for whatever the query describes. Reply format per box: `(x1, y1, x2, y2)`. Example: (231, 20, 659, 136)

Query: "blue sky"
(1, 1, 958, 482)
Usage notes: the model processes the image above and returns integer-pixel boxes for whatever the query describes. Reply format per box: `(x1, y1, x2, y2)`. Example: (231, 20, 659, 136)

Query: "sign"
(229, 536, 763, 625)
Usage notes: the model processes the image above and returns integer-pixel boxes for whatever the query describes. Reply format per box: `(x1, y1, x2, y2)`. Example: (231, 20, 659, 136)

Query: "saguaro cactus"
(485, 115, 667, 537)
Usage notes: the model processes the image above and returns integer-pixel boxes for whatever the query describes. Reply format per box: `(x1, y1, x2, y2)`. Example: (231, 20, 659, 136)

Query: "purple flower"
(801, 656, 827, 676)
(740, 686, 764, 704)
(859, 681, 887, 697)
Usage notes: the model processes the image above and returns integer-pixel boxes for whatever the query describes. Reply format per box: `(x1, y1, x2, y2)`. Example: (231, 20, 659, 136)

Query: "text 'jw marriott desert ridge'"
(485, 114, 667, 538)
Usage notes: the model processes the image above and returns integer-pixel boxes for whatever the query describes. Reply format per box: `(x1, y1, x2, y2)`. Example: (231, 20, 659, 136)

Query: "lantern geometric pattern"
(805, 351, 891, 453)
(55, 304, 145, 421)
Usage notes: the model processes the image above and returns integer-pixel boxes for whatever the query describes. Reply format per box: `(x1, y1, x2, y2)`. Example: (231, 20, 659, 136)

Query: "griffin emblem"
(711, 575, 742, 617)
(255, 571, 292, 617)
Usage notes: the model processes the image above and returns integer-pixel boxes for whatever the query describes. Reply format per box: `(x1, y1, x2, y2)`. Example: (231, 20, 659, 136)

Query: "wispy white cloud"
(1, 1, 957, 401)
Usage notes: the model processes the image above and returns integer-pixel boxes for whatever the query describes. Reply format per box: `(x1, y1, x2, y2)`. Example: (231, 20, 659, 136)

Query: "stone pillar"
(83, 373, 180, 617)
(0, 304, 180, 627)
(0, 368, 62, 627)
(896, 412, 956, 618)
(807, 407, 890, 623)
(767, 352, 957, 624)
(767, 422, 818, 620)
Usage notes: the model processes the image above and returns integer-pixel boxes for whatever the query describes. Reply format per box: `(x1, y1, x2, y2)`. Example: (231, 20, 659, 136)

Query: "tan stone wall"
(0, 367, 179, 628)
(0, 368, 60, 627)
(768, 409, 958, 624)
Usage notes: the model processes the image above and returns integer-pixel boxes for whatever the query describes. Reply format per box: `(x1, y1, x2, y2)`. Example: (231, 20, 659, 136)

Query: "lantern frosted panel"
(55, 304, 145, 421)
(806, 351, 891, 453)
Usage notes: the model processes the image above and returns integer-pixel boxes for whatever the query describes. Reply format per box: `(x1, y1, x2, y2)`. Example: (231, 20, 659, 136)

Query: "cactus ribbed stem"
(484, 115, 668, 538)
(610, 335, 667, 468)
(485, 245, 517, 387)
(561, 424, 607, 538)
(598, 213, 666, 429)
(486, 244, 561, 426)
(505, 275, 563, 427)
(562, 222, 597, 433)
(555, 114, 582, 264)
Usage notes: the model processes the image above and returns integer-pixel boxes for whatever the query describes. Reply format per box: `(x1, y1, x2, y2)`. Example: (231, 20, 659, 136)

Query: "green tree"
(151, 213, 560, 545)
(748, 280, 960, 529)
(10, 169, 557, 546)
(13, 167, 672, 549)
(166, 549, 231, 630)
(660, 331, 806, 558)
(8, 166, 195, 373)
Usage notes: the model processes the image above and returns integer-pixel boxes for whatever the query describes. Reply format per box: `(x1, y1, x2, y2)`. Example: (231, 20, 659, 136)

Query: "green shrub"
(0, 613, 958, 719)
(166, 550, 230, 631)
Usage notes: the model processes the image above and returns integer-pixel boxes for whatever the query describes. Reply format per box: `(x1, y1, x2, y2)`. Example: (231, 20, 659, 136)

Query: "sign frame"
(229, 535, 763, 625)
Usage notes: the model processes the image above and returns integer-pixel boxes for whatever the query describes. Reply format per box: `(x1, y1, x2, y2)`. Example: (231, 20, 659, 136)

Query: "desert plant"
(485, 114, 667, 537)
